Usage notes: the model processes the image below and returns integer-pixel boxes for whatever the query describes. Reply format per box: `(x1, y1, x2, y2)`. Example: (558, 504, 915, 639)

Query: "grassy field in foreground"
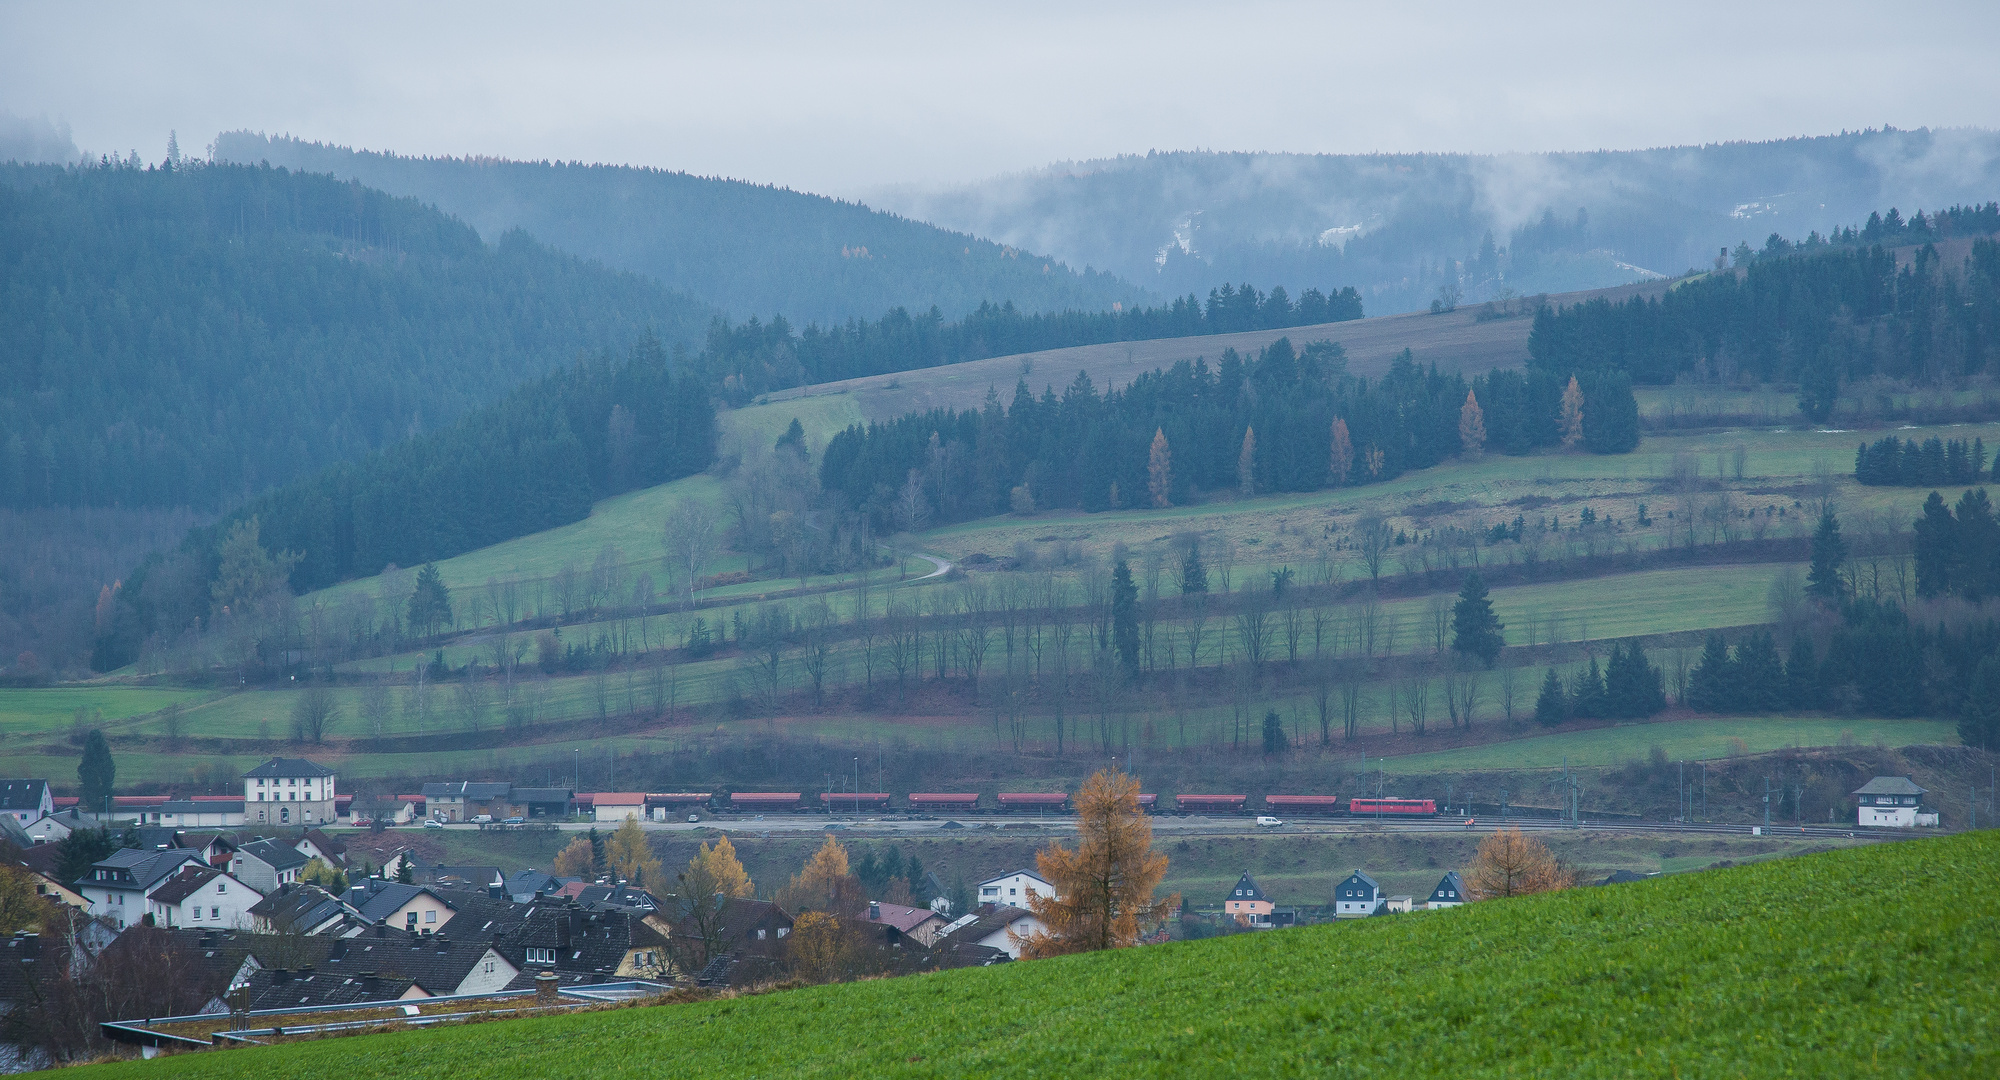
(84, 832, 1997, 1078)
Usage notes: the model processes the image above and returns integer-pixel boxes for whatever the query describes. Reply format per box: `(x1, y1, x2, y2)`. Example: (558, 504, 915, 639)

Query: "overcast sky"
(4, 1, 1999, 196)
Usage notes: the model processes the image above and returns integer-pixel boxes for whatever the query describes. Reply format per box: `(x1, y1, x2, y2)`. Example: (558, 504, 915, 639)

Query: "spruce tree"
(1111, 558, 1140, 679)
(1533, 668, 1568, 726)
(408, 562, 454, 637)
(1261, 710, 1288, 755)
(1571, 658, 1607, 719)
(1179, 541, 1208, 595)
(1784, 637, 1820, 710)
(1961, 656, 2000, 752)
(1687, 633, 1732, 711)
(1735, 631, 1785, 711)
(1451, 571, 1505, 667)
(77, 730, 115, 815)
(1806, 510, 1848, 603)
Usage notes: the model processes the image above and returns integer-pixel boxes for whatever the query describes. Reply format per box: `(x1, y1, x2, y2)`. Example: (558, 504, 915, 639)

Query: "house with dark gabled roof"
(248, 883, 362, 936)
(74, 847, 206, 929)
(932, 905, 1044, 959)
(0, 780, 52, 825)
(1853, 776, 1934, 828)
(1223, 871, 1275, 927)
(204, 965, 422, 1012)
(231, 838, 310, 893)
(1335, 870, 1384, 919)
(1426, 871, 1468, 909)
(662, 897, 794, 975)
(503, 903, 669, 981)
(145, 864, 263, 930)
(340, 880, 458, 933)
(859, 900, 948, 946)
(296, 829, 347, 868)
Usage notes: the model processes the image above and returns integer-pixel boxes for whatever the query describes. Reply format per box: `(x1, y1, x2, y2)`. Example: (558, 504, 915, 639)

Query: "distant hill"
(872, 127, 2000, 315)
(0, 160, 715, 512)
(213, 133, 1150, 325)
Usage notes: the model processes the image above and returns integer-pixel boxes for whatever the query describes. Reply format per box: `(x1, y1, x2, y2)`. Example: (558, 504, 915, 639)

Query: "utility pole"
(1762, 775, 1773, 828)
(1678, 760, 1685, 823)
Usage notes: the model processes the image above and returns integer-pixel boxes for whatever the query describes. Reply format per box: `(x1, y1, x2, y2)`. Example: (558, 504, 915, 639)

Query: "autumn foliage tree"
(606, 814, 660, 885)
(1019, 769, 1177, 957)
(1459, 388, 1486, 455)
(1466, 827, 1572, 899)
(664, 834, 756, 975)
(777, 834, 865, 917)
(1559, 375, 1586, 450)
(1147, 428, 1172, 508)
(1237, 426, 1256, 497)
(1329, 417, 1353, 485)
(552, 834, 595, 879)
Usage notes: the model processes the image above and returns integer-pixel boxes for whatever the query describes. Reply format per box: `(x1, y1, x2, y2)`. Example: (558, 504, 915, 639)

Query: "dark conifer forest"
(1526, 204, 2000, 420)
(819, 338, 1640, 531)
(0, 159, 716, 511)
(700, 282, 1362, 401)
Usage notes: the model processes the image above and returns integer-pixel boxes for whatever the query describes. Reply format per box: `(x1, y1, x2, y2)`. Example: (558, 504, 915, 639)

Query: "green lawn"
(78, 831, 1999, 1077)
(1379, 715, 1957, 774)
(0, 686, 212, 737)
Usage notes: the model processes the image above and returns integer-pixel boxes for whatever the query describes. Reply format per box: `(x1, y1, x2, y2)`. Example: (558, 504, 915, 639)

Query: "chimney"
(272, 968, 290, 984)
(869, 901, 881, 920)
(488, 883, 503, 900)
(533, 970, 559, 1006)
(360, 971, 380, 997)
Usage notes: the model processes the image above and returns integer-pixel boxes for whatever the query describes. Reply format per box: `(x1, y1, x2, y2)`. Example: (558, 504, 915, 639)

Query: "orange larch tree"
(1019, 769, 1177, 957)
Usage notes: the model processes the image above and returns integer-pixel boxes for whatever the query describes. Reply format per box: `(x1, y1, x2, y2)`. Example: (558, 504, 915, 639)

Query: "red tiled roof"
(862, 902, 941, 934)
(587, 792, 647, 805)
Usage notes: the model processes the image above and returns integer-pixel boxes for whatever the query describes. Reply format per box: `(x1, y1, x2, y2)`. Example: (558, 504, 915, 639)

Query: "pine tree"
(1147, 428, 1172, 508)
(1806, 510, 1848, 603)
(1735, 631, 1785, 711)
(1784, 637, 1820, 710)
(1961, 655, 2000, 752)
(408, 562, 454, 637)
(1571, 658, 1607, 719)
(1450, 571, 1505, 667)
(1111, 558, 1140, 679)
(1459, 389, 1486, 455)
(1329, 417, 1353, 486)
(1687, 633, 1732, 711)
(77, 729, 115, 814)
(1237, 426, 1257, 497)
(1179, 541, 1208, 595)
(1533, 668, 1568, 726)
(1261, 710, 1288, 754)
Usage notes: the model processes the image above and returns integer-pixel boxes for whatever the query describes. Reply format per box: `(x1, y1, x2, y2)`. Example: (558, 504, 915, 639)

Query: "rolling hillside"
(73, 832, 1999, 1077)
(875, 128, 2000, 314)
(765, 276, 1673, 421)
(213, 133, 1150, 325)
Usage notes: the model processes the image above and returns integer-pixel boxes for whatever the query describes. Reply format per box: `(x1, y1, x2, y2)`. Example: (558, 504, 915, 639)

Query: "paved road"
(910, 553, 951, 581)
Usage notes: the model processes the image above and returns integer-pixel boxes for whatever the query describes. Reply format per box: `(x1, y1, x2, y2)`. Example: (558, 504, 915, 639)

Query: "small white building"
(231, 838, 310, 893)
(1854, 777, 1932, 828)
(977, 869, 1057, 910)
(75, 848, 207, 929)
(937, 906, 1047, 959)
(591, 793, 647, 823)
(242, 757, 338, 827)
(1334, 870, 1383, 918)
(145, 864, 263, 930)
(148, 799, 246, 829)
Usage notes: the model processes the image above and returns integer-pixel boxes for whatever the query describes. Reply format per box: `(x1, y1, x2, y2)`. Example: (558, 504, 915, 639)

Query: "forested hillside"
(1527, 204, 2000, 419)
(212, 133, 1148, 325)
(878, 128, 2000, 315)
(821, 338, 1637, 530)
(0, 159, 716, 511)
(93, 339, 714, 669)
(701, 282, 1361, 401)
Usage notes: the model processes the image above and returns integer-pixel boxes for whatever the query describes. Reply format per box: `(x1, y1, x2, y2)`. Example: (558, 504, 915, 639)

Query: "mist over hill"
(213, 133, 1150, 326)
(869, 128, 2000, 315)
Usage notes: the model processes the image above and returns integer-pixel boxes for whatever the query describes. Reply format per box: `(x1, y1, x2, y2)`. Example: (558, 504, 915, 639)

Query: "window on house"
(777, 927, 788, 938)
(757, 929, 767, 940)
(211, 906, 219, 919)
(425, 910, 437, 923)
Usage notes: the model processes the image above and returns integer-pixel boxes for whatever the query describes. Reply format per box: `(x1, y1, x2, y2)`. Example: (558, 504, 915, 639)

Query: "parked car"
(503, 816, 526, 825)
(687, 814, 701, 823)
(423, 819, 445, 830)
(1256, 816, 1285, 827)
(471, 814, 494, 824)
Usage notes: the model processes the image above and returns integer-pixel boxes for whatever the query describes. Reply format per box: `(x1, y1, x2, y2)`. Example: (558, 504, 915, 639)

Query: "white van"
(1256, 816, 1285, 827)
(471, 814, 494, 825)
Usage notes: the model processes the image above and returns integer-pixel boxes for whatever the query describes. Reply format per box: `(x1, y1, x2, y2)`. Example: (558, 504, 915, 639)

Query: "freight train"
(634, 790, 1438, 817)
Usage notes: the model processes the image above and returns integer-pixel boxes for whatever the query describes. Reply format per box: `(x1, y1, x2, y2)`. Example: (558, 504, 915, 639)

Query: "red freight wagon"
(820, 792, 893, 811)
(908, 793, 981, 811)
(1263, 795, 1344, 814)
(1137, 794, 1158, 811)
(728, 792, 805, 811)
(997, 792, 1070, 812)
(647, 792, 713, 811)
(1349, 797, 1437, 816)
(1174, 794, 1248, 813)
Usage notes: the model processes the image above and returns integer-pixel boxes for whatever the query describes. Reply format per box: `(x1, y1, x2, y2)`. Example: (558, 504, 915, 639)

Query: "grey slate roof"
(248, 883, 356, 934)
(509, 788, 574, 805)
(1428, 871, 1468, 902)
(1853, 776, 1927, 796)
(0, 780, 49, 812)
(246, 925, 505, 997)
(147, 864, 224, 906)
(500, 905, 649, 976)
(1226, 871, 1268, 904)
(77, 847, 203, 891)
(1336, 870, 1381, 898)
(237, 838, 310, 872)
(224, 966, 417, 1011)
(504, 870, 575, 900)
(241, 757, 337, 779)
(341, 880, 452, 924)
(420, 781, 513, 800)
